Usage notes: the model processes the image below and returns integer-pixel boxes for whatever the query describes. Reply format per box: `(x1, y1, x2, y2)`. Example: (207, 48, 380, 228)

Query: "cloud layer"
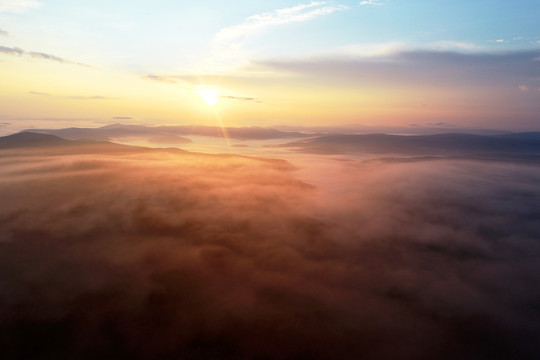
(0, 140, 539, 359)
(255, 49, 540, 87)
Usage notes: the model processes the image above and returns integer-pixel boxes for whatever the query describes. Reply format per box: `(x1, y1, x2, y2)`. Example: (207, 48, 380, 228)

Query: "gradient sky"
(1, 0, 539, 132)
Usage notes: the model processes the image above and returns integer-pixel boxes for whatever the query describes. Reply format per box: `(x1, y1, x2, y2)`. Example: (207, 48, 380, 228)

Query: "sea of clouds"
(0, 146, 539, 359)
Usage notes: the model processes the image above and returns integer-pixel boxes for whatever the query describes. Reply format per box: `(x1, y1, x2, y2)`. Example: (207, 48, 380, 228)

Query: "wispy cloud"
(28, 51, 66, 63)
(0, 45, 23, 55)
(0, 45, 92, 67)
(0, 29, 8, 36)
(213, 2, 348, 45)
(0, 0, 40, 13)
(29, 91, 116, 100)
(29, 91, 50, 96)
(67, 95, 116, 100)
(143, 74, 178, 83)
(330, 41, 483, 59)
(359, 0, 384, 5)
(518, 84, 529, 92)
(220, 95, 261, 103)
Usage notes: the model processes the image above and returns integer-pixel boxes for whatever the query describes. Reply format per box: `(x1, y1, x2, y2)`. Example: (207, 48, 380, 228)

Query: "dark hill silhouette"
(21, 124, 192, 144)
(21, 124, 312, 142)
(0, 132, 292, 168)
(277, 132, 540, 155)
(0, 132, 152, 154)
(0, 132, 73, 149)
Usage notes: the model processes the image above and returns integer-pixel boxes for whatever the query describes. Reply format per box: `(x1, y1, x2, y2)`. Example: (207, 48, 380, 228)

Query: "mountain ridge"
(276, 132, 540, 155)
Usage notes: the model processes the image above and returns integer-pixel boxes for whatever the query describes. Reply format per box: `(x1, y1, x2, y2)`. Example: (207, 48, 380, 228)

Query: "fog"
(1, 143, 539, 359)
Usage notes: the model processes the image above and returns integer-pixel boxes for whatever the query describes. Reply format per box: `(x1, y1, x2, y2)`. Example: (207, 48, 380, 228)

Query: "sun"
(197, 88, 219, 106)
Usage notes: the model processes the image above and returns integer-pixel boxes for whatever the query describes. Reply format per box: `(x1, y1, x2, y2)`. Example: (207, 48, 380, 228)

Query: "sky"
(1, 0, 540, 132)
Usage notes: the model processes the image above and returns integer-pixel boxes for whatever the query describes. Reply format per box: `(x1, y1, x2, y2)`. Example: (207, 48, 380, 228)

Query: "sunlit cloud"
(29, 91, 116, 100)
(334, 41, 483, 58)
(220, 95, 261, 103)
(518, 84, 529, 92)
(214, 2, 349, 46)
(0, 0, 40, 13)
(209, 1, 349, 69)
(359, 0, 384, 5)
(143, 74, 178, 83)
(28, 91, 50, 96)
(67, 95, 117, 100)
(209, 1, 349, 68)
(427, 40, 483, 52)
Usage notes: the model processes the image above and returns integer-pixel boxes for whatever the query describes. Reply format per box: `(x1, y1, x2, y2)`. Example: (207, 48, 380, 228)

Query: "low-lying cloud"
(0, 142, 539, 359)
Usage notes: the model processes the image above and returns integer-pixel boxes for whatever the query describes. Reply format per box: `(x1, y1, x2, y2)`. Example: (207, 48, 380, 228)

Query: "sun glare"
(198, 88, 219, 106)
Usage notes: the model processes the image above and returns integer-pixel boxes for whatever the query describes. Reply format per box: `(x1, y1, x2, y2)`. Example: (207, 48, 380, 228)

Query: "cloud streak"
(359, 0, 384, 5)
(143, 74, 178, 83)
(220, 94, 261, 103)
(29, 91, 116, 101)
(213, 1, 348, 45)
(0, 0, 40, 13)
(29, 91, 50, 96)
(28, 51, 68, 63)
(67, 95, 117, 100)
(0, 45, 91, 67)
(0, 45, 23, 55)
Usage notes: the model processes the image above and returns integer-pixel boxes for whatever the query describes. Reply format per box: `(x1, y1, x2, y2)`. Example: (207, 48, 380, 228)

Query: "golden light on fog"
(198, 88, 219, 106)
